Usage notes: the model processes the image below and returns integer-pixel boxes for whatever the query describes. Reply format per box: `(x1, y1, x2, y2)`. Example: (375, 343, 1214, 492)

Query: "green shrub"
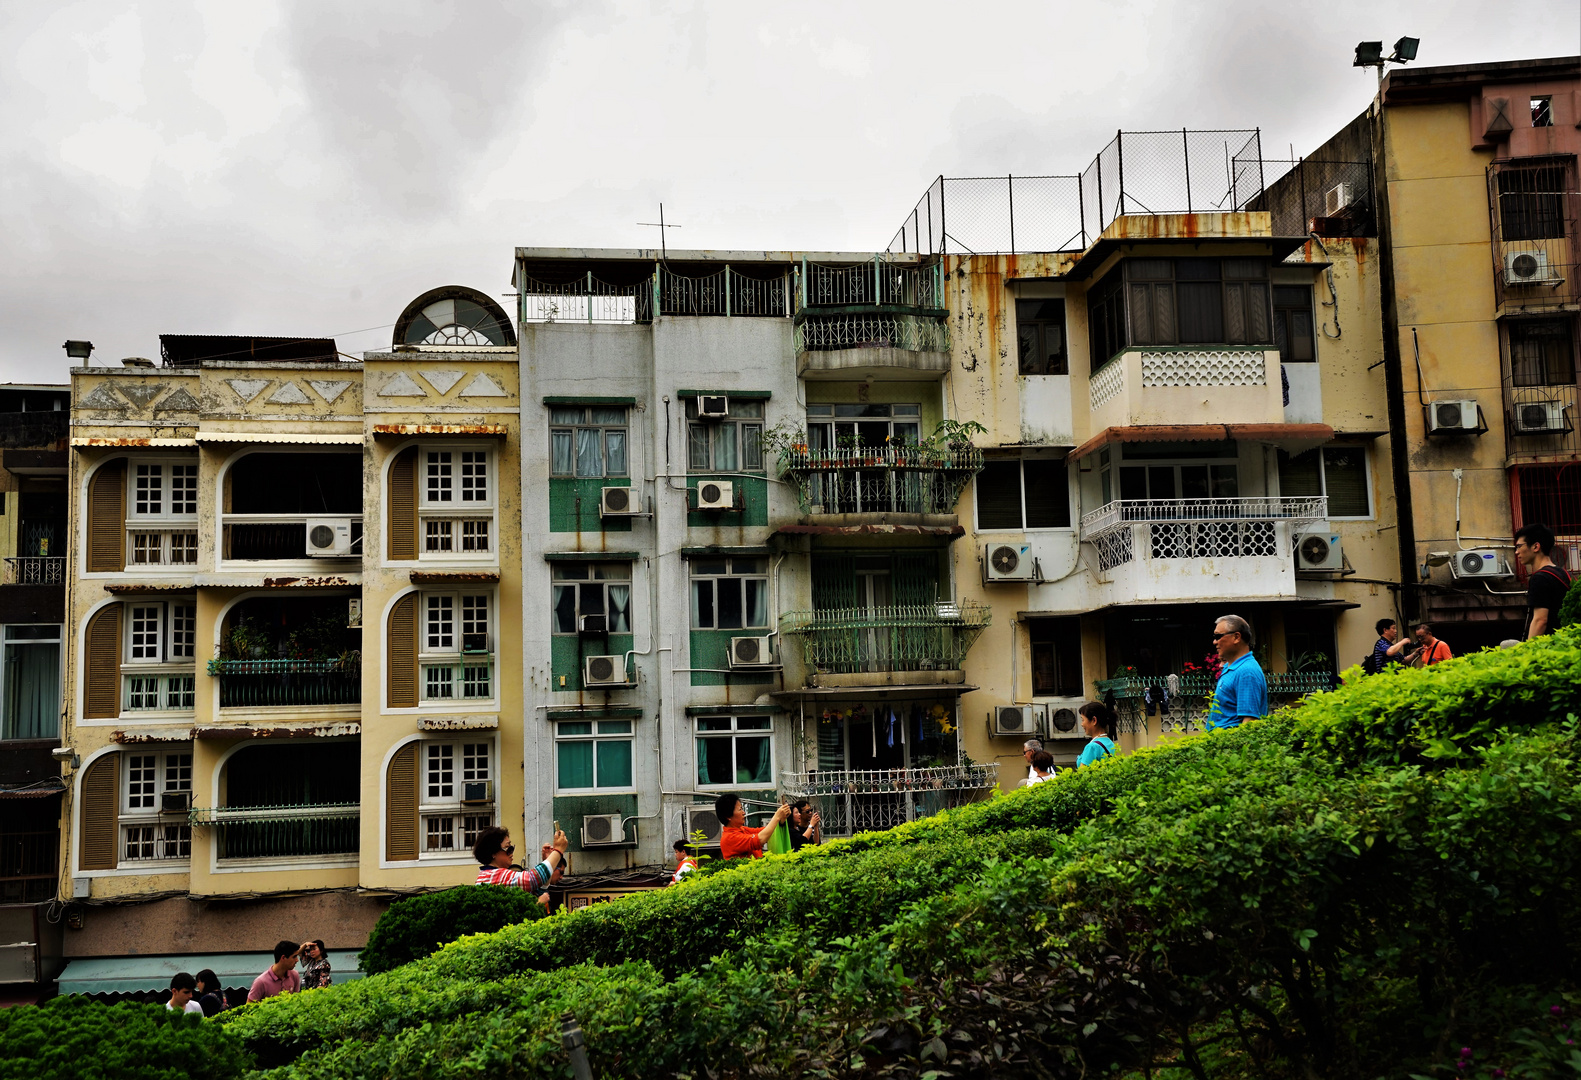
(0, 997, 252, 1080)
(1558, 574, 1581, 630)
(357, 885, 543, 975)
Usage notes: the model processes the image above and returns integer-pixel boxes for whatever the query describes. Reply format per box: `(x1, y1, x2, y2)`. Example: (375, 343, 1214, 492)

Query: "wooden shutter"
(386, 742, 419, 862)
(387, 593, 418, 708)
(83, 603, 123, 719)
(87, 460, 125, 572)
(388, 447, 418, 561)
(80, 752, 119, 871)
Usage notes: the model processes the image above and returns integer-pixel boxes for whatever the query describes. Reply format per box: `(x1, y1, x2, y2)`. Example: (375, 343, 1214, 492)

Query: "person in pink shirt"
(247, 940, 304, 1002)
(472, 826, 568, 893)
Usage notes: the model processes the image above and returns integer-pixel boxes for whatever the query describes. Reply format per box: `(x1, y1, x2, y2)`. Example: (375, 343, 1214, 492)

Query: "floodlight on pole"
(1354, 36, 1419, 85)
(63, 340, 94, 365)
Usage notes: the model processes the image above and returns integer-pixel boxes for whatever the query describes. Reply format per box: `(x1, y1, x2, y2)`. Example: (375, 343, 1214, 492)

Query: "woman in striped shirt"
(473, 825, 568, 892)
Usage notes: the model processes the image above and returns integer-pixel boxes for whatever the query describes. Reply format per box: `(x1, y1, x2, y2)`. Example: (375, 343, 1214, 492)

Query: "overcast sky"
(1, 0, 1576, 382)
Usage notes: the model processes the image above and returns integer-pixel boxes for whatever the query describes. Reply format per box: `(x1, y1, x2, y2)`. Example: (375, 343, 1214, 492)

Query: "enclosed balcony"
(213, 595, 361, 709)
(197, 743, 359, 863)
(221, 452, 362, 562)
(1088, 347, 1284, 430)
(780, 601, 991, 687)
(780, 444, 982, 525)
(1081, 496, 1326, 604)
(795, 261, 950, 380)
(780, 762, 998, 838)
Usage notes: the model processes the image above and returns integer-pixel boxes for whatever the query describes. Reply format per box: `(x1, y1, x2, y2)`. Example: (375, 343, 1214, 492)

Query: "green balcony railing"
(1094, 671, 1336, 737)
(190, 803, 360, 861)
(793, 311, 950, 354)
(779, 445, 982, 516)
(780, 602, 991, 675)
(207, 658, 362, 708)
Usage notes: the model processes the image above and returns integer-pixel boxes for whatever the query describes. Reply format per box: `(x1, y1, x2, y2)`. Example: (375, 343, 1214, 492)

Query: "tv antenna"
(637, 203, 681, 260)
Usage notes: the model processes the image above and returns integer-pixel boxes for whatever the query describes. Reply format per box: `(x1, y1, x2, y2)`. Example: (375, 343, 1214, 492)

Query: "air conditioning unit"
(160, 791, 191, 813)
(462, 633, 490, 653)
(581, 813, 627, 846)
(1504, 249, 1561, 285)
(304, 517, 355, 556)
(993, 705, 1035, 737)
(600, 486, 639, 516)
(1324, 182, 1353, 217)
(695, 480, 734, 510)
(696, 395, 729, 420)
(1449, 548, 1512, 579)
(1512, 400, 1569, 435)
(682, 804, 723, 846)
(1295, 533, 1344, 571)
(1041, 698, 1088, 740)
(729, 636, 774, 668)
(1426, 400, 1480, 435)
(577, 614, 608, 636)
(583, 654, 631, 687)
(984, 543, 1034, 582)
(460, 780, 493, 805)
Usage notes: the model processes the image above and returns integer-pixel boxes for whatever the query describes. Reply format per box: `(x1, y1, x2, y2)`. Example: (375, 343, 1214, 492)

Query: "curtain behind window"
(1278, 450, 1323, 498)
(575, 429, 602, 477)
(607, 585, 631, 632)
(1322, 449, 1370, 517)
(558, 742, 593, 789)
(3, 641, 58, 740)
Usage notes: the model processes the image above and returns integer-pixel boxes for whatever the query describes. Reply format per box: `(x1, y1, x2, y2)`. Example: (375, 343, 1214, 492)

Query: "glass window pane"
(575, 428, 602, 477)
(1021, 460, 1070, 528)
(1278, 450, 1323, 499)
(741, 425, 762, 470)
(588, 408, 625, 425)
(696, 717, 733, 731)
(607, 584, 631, 633)
(604, 431, 627, 477)
(691, 580, 714, 628)
(713, 426, 738, 471)
(552, 564, 589, 581)
(592, 562, 627, 580)
(579, 583, 605, 618)
(1176, 282, 1224, 343)
(731, 558, 767, 575)
(1323, 448, 1370, 516)
(1210, 465, 1240, 497)
(596, 740, 632, 788)
(735, 736, 771, 784)
(558, 721, 593, 736)
(550, 432, 572, 477)
(557, 741, 594, 789)
(1180, 465, 1210, 499)
(3, 641, 59, 740)
(698, 736, 734, 785)
(552, 586, 577, 633)
(736, 715, 771, 730)
(744, 579, 768, 628)
(694, 559, 728, 575)
(976, 461, 1024, 529)
(1119, 466, 1148, 501)
(717, 579, 744, 630)
(687, 425, 710, 471)
(549, 407, 584, 424)
(806, 404, 834, 417)
(596, 720, 631, 735)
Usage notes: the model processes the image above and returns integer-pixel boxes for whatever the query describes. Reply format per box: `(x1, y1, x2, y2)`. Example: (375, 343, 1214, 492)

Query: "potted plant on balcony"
(759, 418, 810, 475)
(921, 418, 987, 466)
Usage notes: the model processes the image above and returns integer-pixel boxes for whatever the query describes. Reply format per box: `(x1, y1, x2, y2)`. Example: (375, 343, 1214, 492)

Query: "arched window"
(393, 286, 516, 348)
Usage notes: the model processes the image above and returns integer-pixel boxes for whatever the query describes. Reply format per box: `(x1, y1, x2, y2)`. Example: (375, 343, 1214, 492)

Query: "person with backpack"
(1516, 523, 1572, 639)
(1075, 701, 1117, 768)
(1367, 618, 1410, 674)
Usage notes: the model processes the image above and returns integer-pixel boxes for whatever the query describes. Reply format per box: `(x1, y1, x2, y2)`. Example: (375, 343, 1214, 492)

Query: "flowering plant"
(1181, 653, 1223, 680)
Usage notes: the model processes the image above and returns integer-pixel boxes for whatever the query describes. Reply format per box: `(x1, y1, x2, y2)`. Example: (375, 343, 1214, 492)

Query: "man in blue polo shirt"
(1205, 614, 1267, 731)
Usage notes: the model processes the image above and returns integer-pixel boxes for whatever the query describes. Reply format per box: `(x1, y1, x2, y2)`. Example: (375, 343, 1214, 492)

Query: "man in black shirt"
(1515, 523, 1572, 639)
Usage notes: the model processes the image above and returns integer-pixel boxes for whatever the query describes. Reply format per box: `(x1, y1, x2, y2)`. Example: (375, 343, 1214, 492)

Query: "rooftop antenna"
(637, 203, 682, 261)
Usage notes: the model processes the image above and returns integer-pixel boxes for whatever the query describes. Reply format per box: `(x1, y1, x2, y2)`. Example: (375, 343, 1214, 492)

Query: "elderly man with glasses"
(1204, 614, 1267, 731)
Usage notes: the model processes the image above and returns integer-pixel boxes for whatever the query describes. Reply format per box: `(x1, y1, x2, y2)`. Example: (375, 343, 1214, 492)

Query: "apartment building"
(0, 383, 70, 999)
(1275, 56, 1581, 647)
(57, 290, 521, 982)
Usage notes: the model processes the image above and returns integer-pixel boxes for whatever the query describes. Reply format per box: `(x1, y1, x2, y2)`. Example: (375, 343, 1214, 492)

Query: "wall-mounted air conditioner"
(462, 633, 490, 654)
(1295, 533, 1344, 571)
(577, 615, 607, 636)
(1449, 549, 1512, 579)
(583, 655, 631, 687)
(304, 517, 355, 556)
(696, 395, 729, 420)
(992, 705, 1036, 737)
(983, 543, 1034, 582)
(1324, 183, 1353, 216)
(1512, 401, 1569, 435)
(1041, 698, 1088, 740)
(1505, 249, 1561, 285)
(581, 813, 627, 846)
(460, 781, 493, 805)
(600, 486, 639, 516)
(682, 804, 723, 846)
(729, 636, 774, 668)
(695, 480, 734, 510)
(160, 791, 191, 813)
(1426, 400, 1480, 435)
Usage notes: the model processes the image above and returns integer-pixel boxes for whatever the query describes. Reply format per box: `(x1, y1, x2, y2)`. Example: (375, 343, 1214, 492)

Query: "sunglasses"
(1212, 631, 1235, 640)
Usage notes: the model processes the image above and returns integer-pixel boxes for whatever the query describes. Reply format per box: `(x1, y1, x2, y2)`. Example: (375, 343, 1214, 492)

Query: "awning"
(193, 431, 363, 445)
(71, 437, 198, 448)
(417, 714, 499, 731)
(0, 783, 65, 800)
(192, 574, 360, 589)
(57, 951, 365, 996)
(1070, 423, 1334, 461)
(192, 722, 361, 740)
(371, 424, 508, 437)
(410, 571, 501, 584)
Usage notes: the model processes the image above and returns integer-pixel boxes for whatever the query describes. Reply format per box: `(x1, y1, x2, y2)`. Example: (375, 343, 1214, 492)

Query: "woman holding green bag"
(716, 792, 791, 860)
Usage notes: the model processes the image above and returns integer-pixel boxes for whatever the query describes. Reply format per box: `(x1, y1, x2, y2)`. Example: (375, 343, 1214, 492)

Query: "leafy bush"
(357, 885, 543, 975)
(223, 631, 1581, 1079)
(0, 997, 252, 1080)
(1559, 574, 1581, 630)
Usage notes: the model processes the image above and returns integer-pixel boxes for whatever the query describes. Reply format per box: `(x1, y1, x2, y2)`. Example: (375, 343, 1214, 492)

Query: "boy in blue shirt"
(1205, 614, 1267, 731)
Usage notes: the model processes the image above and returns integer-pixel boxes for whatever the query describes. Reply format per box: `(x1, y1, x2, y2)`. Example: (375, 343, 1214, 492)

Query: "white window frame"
(975, 456, 1075, 532)
(553, 719, 636, 794)
(688, 557, 770, 630)
(418, 444, 496, 560)
(119, 748, 193, 866)
(125, 458, 199, 568)
(418, 739, 496, 858)
(120, 600, 197, 715)
(418, 590, 495, 705)
(694, 715, 775, 790)
(1279, 445, 1374, 521)
(804, 402, 922, 452)
(687, 398, 765, 473)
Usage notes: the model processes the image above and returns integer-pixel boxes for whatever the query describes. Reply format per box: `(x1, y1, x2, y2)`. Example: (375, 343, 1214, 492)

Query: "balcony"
(0, 829, 58, 903)
(1095, 672, 1335, 737)
(1081, 497, 1326, 603)
(221, 515, 363, 561)
(780, 445, 983, 524)
(3, 558, 63, 586)
(780, 601, 991, 687)
(1088, 347, 1283, 430)
(207, 658, 362, 708)
(795, 262, 950, 380)
(190, 803, 360, 862)
(780, 763, 999, 837)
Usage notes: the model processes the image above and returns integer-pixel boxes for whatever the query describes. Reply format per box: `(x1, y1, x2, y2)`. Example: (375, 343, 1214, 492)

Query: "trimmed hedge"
(0, 997, 253, 1080)
(358, 884, 543, 975)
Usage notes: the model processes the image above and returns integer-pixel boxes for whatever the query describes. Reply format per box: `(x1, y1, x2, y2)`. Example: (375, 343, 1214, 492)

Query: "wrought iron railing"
(3, 557, 63, 585)
(221, 515, 363, 560)
(190, 803, 360, 861)
(794, 312, 951, 354)
(798, 262, 944, 309)
(207, 658, 362, 707)
(779, 445, 982, 516)
(1095, 672, 1335, 737)
(780, 602, 991, 675)
(1504, 377, 1579, 459)
(126, 528, 198, 567)
(780, 763, 999, 837)
(1081, 497, 1327, 570)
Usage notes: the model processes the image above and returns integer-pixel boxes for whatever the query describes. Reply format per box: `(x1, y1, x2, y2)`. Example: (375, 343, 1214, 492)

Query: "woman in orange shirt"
(715, 792, 790, 860)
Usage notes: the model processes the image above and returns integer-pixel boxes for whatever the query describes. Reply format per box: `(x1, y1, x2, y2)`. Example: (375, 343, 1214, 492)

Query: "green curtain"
(558, 742, 594, 789)
(597, 741, 632, 788)
(3, 642, 58, 740)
